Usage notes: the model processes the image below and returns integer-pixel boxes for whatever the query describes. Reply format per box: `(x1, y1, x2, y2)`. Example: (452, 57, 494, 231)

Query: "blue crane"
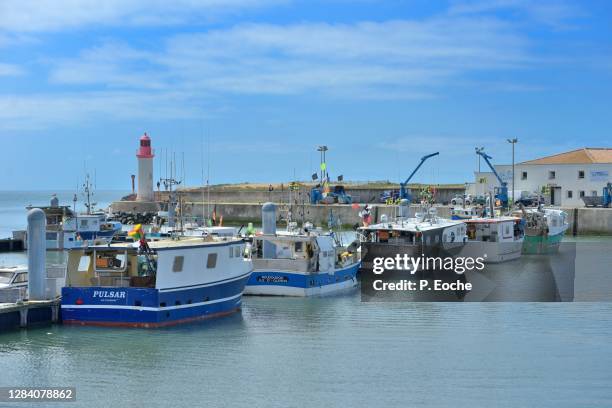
(475, 149, 509, 209)
(399, 152, 440, 202)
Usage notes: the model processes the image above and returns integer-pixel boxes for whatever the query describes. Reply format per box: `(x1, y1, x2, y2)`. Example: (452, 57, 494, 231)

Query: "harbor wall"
(563, 207, 612, 235)
(173, 186, 465, 205)
(182, 202, 450, 228)
(181, 202, 612, 234)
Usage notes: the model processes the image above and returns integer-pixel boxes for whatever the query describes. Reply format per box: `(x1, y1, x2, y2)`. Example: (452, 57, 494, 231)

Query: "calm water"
(1, 191, 612, 407)
(1, 300, 612, 407)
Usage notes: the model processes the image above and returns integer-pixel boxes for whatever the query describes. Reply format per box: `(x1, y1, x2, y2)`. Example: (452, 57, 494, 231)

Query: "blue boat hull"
(244, 262, 360, 296)
(61, 273, 251, 328)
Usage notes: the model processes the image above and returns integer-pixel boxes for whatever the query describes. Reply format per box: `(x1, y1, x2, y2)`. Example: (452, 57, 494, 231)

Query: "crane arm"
(402, 152, 440, 186)
(476, 151, 506, 187)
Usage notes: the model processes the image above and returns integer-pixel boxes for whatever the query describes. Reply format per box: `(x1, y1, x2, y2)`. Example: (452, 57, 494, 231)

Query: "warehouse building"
(473, 147, 612, 207)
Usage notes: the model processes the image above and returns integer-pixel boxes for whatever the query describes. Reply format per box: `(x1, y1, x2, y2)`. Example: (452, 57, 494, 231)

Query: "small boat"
(0, 265, 28, 299)
(61, 232, 252, 327)
(513, 206, 569, 254)
(359, 205, 467, 273)
(451, 206, 482, 220)
(459, 215, 525, 263)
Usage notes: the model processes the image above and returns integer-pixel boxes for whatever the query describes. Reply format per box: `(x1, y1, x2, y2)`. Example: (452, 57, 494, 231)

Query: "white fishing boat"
(359, 203, 467, 273)
(244, 204, 360, 297)
(459, 215, 525, 263)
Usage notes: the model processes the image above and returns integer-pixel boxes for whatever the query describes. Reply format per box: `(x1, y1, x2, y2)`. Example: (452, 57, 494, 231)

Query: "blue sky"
(0, 0, 611, 190)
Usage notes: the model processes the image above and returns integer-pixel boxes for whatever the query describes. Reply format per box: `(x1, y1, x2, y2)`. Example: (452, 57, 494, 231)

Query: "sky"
(0, 0, 611, 191)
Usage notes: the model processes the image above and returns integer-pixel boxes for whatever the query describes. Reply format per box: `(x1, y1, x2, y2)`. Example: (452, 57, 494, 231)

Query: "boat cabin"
(65, 247, 157, 289)
(465, 218, 524, 242)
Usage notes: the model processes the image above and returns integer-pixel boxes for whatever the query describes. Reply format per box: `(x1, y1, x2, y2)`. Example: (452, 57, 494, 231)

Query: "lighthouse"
(136, 133, 155, 202)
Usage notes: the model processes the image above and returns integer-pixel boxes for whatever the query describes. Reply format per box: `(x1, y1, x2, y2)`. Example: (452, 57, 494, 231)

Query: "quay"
(0, 238, 25, 252)
(0, 299, 61, 332)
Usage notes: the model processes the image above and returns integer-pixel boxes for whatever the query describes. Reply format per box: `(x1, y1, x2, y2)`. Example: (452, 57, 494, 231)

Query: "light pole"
(317, 146, 328, 183)
(507, 138, 518, 206)
(475, 147, 484, 172)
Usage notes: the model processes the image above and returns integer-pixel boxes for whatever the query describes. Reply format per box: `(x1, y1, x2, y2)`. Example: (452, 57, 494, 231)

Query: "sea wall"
(174, 186, 465, 205)
(182, 202, 452, 228)
(563, 207, 612, 235)
(181, 202, 612, 235)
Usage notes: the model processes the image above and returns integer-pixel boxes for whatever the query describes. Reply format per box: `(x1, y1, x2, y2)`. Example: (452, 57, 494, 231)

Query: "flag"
(128, 224, 144, 240)
(212, 205, 217, 225)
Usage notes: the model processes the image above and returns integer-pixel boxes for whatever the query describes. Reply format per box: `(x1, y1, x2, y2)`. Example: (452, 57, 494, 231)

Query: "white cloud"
(0, 91, 204, 131)
(0, 62, 24, 76)
(0, 0, 285, 32)
(49, 18, 531, 98)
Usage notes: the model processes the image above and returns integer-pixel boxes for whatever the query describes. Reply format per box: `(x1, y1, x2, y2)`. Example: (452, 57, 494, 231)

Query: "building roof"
(520, 148, 612, 165)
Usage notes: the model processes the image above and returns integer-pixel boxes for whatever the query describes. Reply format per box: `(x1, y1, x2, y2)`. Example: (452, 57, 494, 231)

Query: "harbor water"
(1, 191, 612, 407)
(1, 298, 612, 407)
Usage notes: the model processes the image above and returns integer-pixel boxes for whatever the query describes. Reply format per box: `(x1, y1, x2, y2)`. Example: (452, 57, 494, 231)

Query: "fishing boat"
(513, 206, 569, 254)
(26, 199, 122, 250)
(459, 215, 525, 263)
(359, 203, 467, 273)
(61, 227, 252, 327)
(451, 206, 482, 220)
(244, 204, 360, 296)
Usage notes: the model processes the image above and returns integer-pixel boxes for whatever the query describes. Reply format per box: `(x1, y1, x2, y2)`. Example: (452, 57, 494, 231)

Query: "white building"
(474, 147, 612, 207)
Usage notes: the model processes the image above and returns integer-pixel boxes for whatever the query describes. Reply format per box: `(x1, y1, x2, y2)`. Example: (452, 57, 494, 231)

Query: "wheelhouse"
(65, 247, 157, 289)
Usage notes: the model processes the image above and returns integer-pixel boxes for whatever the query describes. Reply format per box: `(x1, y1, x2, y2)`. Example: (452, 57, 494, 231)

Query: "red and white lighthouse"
(136, 133, 155, 202)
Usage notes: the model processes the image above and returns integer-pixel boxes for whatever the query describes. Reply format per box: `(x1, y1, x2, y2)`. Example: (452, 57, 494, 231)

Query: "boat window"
(234, 246, 241, 258)
(0, 272, 14, 284)
(207, 253, 217, 269)
(46, 232, 57, 240)
(173, 256, 184, 272)
(78, 255, 91, 272)
(13, 273, 28, 283)
(229, 247, 234, 258)
(95, 251, 127, 272)
(80, 219, 88, 228)
(295, 242, 303, 252)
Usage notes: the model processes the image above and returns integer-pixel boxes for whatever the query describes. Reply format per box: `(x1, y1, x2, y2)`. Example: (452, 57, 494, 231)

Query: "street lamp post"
(317, 146, 328, 183)
(507, 138, 518, 206)
(475, 146, 484, 172)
